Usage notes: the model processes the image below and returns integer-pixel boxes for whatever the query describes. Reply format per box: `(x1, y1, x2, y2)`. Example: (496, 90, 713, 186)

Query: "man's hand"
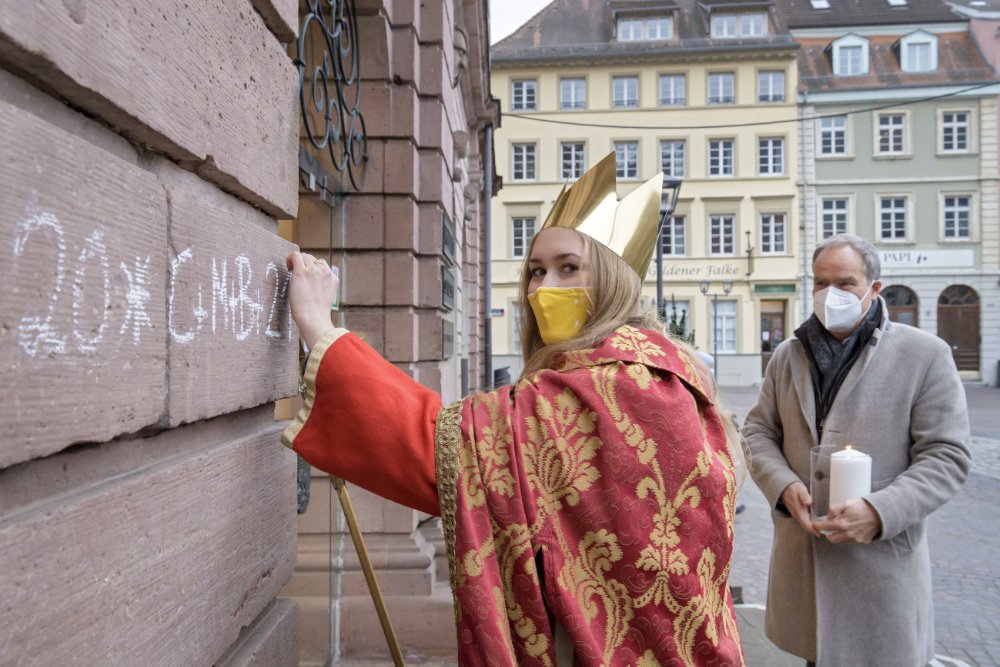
(286, 252, 339, 350)
(781, 482, 821, 538)
(813, 499, 882, 544)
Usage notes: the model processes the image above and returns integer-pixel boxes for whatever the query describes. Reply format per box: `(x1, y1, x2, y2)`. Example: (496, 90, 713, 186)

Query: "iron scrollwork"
(296, 0, 369, 192)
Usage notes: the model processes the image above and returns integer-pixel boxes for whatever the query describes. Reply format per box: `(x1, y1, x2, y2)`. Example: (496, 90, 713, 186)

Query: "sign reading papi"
(0, 101, 298, 468)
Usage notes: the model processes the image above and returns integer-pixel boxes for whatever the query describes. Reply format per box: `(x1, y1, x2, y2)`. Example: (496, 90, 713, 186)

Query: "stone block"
(418, 312, 444, 360)
(390, 25, 420, 84)
(0, 418, 297, 666)
(384, 251, 418, 306)
(165, 182, 299, 427)
(417, 96, 447, 151)
(384, 308, 418, 361)
(338, 591, 458, 659)
(250, 0, 298, 42)
(358, 139, 388, 196)
(383, 140, 419, 195)
(343, 194, 388, 249)
(343, 252, 385, 305)
(413, 360, 445, 394)
(417, 256, 444, 309)
(418, 43, 448, 98)
(416, 203, 446, 257)
(357, 12, 392, 81)
(384, 196, 419, 250)
(418, 149, 452, 206)
(0, 95, 168, 468)
(0, 0, 299, 218)
(385, 0, 422, 37)
(215, 598, 300, 667)
(342, 309, 387, 355)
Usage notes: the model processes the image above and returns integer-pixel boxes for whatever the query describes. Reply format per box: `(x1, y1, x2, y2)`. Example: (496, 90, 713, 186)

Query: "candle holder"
(809, 444, 837, 521)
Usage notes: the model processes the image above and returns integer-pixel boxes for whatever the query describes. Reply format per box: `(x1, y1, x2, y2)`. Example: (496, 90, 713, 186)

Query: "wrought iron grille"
(296, 0, 369, 192)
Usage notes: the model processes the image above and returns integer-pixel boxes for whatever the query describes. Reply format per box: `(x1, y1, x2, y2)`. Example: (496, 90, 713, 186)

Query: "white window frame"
(872, 109, 912, 159)
(658, 73, 686, 106)
(757, 70, 785, 103)
(708, 138, 735, 177)
(617, 18, 643, 41)
(511, 216, 536, 258)
(712, 300, 738, 354)
(511, 143, 537, 182)
(832, 34, 869, 76)
(900, 30, 937, 73)
(938, 108, 974, 155)
(711, 13, 737, 38)
(758, 136, 785, 176)
(660, 214, 686, 256)
(559, 77, 586, 110)
(646, 17, 673, 40)
(511, 79, 537, 111)
(740, 12, 767, 37)
(939, 192, 976, 242)
(660, 139, 686, 177)
(817, 115, 849, 157)
(708, 72, 735, 104)
(612, 75, 640, 108)
(759, 213, 787, 254)
(709, 214, 736, 255)
(560, 141, 586, 180)
(614, 140, 639, 179)
(875, 192, 913, 243)
(618, 16, 673, 41)
(818, 196, 852, 239)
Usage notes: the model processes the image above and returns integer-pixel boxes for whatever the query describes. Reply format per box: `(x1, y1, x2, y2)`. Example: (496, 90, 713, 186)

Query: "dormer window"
(617, 16, 673, 41)
(831, 34, 869, 76)
(711, 12, 767, 38)
(899, 31, 938, 73)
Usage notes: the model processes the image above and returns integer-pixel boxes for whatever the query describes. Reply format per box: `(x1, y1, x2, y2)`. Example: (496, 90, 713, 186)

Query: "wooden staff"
(330, 476, 406, 667)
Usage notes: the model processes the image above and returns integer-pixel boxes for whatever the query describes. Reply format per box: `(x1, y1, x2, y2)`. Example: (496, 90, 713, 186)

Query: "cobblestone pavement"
(722, 384, 1000, 666)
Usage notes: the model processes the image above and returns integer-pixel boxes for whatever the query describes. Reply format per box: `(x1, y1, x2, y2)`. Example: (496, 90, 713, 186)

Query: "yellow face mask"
(527, 287, 591, 345)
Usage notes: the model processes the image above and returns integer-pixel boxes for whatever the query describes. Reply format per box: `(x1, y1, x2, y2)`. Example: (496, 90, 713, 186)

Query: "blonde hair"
(516, 229, 747, 484)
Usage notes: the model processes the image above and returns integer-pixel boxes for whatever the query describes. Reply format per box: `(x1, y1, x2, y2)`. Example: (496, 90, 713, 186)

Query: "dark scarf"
(794, 300, 882, 433)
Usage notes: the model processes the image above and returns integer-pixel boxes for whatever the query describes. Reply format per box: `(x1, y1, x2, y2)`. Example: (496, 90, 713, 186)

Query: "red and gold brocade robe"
(283, 325, 743, 666)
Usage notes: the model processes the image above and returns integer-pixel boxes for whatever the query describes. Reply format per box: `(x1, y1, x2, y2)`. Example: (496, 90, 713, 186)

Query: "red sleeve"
(282, 330, 441, 515)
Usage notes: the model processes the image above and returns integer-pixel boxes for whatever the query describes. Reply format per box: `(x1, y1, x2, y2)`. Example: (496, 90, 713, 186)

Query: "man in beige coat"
(744, 234, 971, 667)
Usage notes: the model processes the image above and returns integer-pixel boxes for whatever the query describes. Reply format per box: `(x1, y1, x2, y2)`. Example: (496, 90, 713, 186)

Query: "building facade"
(779, 0, 1000, 386)
(490, 0, 803, 386)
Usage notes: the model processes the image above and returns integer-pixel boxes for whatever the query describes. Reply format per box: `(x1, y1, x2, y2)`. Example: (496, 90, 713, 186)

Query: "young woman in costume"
(283, 153, 745, 666)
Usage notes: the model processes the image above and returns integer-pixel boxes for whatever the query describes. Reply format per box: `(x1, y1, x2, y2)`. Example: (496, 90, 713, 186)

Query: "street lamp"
(699, 278, 734, 378)
(656, 177, 683, 319)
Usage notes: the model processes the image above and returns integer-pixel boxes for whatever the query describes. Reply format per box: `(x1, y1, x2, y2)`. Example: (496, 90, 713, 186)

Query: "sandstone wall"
(0, 1, 302, 664)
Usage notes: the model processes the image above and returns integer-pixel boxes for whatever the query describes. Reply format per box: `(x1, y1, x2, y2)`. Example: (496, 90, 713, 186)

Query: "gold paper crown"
(541, 152, 664, 277)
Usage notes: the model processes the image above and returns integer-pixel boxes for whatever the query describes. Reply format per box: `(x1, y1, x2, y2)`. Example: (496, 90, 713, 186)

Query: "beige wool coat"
(744, 301, 971, 667)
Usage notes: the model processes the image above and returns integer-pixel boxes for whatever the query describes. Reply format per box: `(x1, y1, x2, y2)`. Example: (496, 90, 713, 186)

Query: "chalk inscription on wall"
(11, 211, 293, 359)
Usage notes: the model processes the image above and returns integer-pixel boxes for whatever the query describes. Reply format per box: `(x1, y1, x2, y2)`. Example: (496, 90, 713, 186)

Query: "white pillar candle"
(828, 446, 872, 508)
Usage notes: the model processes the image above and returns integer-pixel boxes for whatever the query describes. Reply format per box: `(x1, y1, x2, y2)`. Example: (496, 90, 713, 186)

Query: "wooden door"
(760, 300, 786, 375)
(937, 285, 980, 371)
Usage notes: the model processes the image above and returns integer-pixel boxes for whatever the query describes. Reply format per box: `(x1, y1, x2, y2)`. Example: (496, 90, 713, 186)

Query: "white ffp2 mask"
(813, 285, 872, 332)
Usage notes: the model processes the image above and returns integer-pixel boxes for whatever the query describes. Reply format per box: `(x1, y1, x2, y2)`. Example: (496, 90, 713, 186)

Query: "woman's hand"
(286, 251, 339, 350)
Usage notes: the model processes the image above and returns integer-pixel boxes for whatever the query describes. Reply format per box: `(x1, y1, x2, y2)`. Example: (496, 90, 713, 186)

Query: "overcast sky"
(489, 0, 554, 44)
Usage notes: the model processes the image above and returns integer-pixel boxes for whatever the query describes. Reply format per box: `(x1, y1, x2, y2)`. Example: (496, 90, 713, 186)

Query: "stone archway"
(937, 285, 980, 372)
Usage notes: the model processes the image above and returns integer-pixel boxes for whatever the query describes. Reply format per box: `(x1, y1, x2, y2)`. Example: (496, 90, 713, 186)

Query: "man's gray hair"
(812, 234, 881, 282)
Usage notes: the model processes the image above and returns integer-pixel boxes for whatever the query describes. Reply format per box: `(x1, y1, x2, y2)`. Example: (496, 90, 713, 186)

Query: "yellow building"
(490, 0, 801, 385)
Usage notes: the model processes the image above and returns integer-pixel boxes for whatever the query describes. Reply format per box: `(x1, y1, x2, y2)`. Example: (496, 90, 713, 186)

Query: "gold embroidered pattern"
(434, 399, 463, 619)
(558, 529, 634, 663)
(523, 388, 603, 521)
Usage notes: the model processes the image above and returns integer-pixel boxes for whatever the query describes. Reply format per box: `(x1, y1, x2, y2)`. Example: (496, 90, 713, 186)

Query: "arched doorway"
(882, 285, 919, 327)
(937, 285, 980, 372)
